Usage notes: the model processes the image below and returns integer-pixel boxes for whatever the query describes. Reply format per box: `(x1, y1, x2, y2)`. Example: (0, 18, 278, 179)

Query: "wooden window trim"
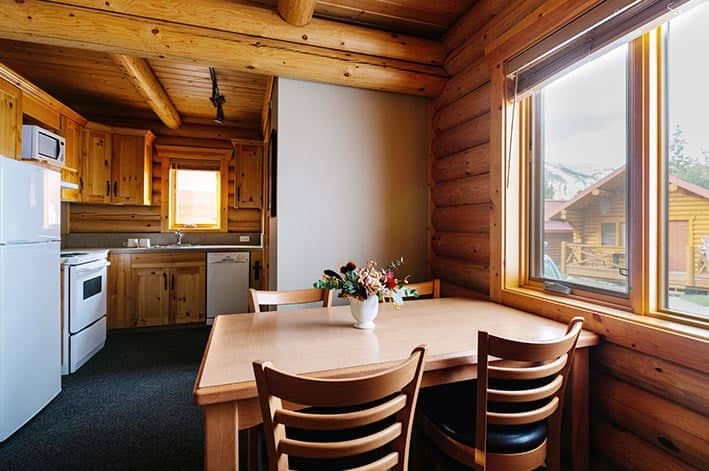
(156, 145, 232, 233)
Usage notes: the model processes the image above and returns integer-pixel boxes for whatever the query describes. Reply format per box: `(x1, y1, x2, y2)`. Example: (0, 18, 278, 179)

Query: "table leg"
(204, 401, 239, 471)
(564, 348, 590, 471)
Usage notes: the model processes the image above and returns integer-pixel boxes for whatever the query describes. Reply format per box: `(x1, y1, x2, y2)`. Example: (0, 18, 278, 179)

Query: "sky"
(539, 0, 709, 200)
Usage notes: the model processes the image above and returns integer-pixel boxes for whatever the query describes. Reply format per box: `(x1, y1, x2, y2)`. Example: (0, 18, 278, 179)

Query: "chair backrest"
(475, 317, 584, 464)
(249, 288, 333, 313)
(405, 279, 440, 299)
(253, 345, 428, 471)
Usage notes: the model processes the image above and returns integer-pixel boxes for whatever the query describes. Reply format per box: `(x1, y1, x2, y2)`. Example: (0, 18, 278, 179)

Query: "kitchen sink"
(152, 243, 193, 248)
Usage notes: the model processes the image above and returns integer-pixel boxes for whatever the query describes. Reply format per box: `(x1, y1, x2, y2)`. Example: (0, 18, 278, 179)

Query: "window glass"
(665, 1, 709, 318)
(171, 169, 220, 227)
(533, 44, 629, 294)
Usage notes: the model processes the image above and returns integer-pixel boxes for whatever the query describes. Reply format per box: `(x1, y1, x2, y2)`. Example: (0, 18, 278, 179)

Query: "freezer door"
(0, 242, 62, 441)
(0, 157, 61, 244)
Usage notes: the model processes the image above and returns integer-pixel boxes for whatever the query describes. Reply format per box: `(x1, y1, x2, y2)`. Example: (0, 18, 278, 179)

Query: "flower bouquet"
(314, 257, 418, 329)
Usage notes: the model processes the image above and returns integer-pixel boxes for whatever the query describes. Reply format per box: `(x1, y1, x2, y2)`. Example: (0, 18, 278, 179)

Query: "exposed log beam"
(278, 0, 317, 26)
(261, 76, 275, 140)
(0, 0, 446, 97)
(111, 54, 182, 129)
(37, 0, 444, 66)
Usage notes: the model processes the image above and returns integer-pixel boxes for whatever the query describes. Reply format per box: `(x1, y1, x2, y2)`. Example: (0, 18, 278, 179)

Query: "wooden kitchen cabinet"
(134, 267, 171, 327)
(234, 142, 263, 209)
(107, 253, 135, 329)
(130, 252, 205, 328)
(60, 115, 83, 202)
(0, 78, 22, 160)
(81, 124, 112, 203)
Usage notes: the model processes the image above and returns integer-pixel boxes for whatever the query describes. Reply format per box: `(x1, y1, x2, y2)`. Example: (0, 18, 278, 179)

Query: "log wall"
(434, 1, 709, 469)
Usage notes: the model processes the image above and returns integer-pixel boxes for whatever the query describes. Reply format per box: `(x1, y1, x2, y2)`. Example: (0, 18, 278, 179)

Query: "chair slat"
(250, 288, 332, 313)
(346, 451, 399, 471)
(486, 397, 559, 426)
(488, 354, 568, 380)
(274, 394, 407, 430)
(487, 375, 563, 403)
(278, 422, 402, 459)
(264, 353, 421, 407)
(405, 279, 440, 298)
(488, 320, 583, 362)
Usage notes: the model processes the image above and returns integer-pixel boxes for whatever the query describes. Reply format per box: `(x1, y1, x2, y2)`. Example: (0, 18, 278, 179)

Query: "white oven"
(61, 251, 109, 375)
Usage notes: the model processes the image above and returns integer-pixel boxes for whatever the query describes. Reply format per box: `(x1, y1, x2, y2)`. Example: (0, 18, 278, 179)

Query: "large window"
(531, 44, 629, 295)
(665, 1, 709, 319)
(170, 168, 221, 229)
(520, 0, 709, 324)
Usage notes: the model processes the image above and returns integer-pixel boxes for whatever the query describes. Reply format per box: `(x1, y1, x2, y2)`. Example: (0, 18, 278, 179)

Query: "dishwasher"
(206, 252, 250, 325)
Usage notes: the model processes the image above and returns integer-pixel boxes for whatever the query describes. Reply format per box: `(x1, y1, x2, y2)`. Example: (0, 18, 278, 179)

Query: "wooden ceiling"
(255, 0, 477, 37)
(0, 39, 269, 130)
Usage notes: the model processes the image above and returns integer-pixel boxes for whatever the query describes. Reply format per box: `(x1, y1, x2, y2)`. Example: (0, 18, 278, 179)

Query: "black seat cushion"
(420, 380, 549, 454)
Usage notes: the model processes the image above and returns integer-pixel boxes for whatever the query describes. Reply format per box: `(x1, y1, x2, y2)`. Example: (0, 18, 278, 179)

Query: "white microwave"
(22, 125, 65, 166)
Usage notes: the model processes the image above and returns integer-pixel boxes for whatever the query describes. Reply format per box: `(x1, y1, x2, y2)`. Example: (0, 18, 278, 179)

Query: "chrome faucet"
(175, 230, 184, 245)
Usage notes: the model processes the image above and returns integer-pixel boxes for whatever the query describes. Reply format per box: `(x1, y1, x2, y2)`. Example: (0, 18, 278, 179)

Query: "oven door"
(69, 259, 107, 334)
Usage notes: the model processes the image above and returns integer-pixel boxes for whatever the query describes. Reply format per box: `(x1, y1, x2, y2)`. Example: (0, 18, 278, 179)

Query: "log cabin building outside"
(0, 0, 707, 470)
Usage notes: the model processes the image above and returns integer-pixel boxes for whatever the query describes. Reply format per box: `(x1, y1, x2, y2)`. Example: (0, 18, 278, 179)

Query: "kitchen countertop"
(67, 245, 262, 255)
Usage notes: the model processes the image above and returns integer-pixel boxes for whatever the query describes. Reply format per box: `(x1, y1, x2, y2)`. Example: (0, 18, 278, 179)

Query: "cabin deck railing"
(560, 242, 709, 289)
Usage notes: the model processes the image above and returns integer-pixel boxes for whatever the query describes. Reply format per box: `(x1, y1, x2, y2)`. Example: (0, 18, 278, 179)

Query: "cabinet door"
(236, 144, 263, 209)
(81, 128, 111, 203)
(171, 265, 205, 324)
(107, 254, 135, 329)
(111, 133, 146, 204)
(60, 116, 82, 201)
(134, 268, 170, 327)
(0, 79, 22, 159)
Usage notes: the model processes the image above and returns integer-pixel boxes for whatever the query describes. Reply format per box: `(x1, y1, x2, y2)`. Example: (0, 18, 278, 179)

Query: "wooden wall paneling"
(594, 343, 709, 416)
(591, 417, 697, 471)
(431, 256, 489, 293)
(0, 77, 22, 159)
(434, 57, 489, 110)
(439, 280, 490, 300)
(431, 144, 490, 182)
(431, 204, 490, 233)
(432, 113, 490, 158)
(431, 173, 489, 207)
(0, 0, 447, 98)
(432, 232, 490, 264)
(46, 0, 445, 65)
(592, 373, 709, 469)
(69, 204, 161, 232)
(433, 82, 491, 132)
(444, 0, 509, 53)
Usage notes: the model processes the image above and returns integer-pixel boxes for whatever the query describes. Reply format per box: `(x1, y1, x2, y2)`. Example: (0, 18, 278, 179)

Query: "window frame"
(169, 166, 223, 231)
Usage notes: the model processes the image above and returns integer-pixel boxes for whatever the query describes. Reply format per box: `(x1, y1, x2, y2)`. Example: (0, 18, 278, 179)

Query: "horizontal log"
(431, 256, 489, 294)
(432, 145, 490, 182)
(444, 0, 507, 53)
(0, 0, 447, 97)
(440, 280, 490, 300)
(591, 417, 696, 471)
(432, 173, 489, 207)
(51, 0, 444, 65)
(154, 136, 234, 149)
(432, 232, 490, 264)
(432, 204, 490, 233)
(433, 113, 490, 158)
(592, 374, 709, 470)
(594, 343, 708, 416)
(435, 58, 489, 110)
(433, 82, 491, 132)
(69, 204, 161, 232)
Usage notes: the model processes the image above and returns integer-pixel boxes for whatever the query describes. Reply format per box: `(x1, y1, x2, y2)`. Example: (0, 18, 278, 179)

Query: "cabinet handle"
(79, 177, 83, 192)
(237, 186, 240, 202)
(106, 180, 110, 196)
(113, 181, 118, 197)
(171, 273, 175, 291)
(163, 272, 167, 291)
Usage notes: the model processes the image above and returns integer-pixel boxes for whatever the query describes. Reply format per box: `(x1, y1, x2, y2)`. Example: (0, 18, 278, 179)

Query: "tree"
(669, 124, 709, 189)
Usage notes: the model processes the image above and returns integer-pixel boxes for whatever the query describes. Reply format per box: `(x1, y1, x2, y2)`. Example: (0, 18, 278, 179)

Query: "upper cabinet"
(81, 123, 155, 205)
(0, 79, 22, 159)
(60, 115, 84, 202)
(234, 141, 263, 209)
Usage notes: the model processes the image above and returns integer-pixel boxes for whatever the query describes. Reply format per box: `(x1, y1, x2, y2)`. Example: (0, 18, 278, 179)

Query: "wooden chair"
(253, 345, 428, 471)
(406, 279, 440, 299)
(421, 317, 584, 471)
(249, 288, 333, 313)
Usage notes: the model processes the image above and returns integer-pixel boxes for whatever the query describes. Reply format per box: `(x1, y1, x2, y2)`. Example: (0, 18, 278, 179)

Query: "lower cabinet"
(107, 252, 206, 329)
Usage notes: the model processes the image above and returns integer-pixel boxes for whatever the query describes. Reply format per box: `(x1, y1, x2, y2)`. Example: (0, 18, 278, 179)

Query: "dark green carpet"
(0, 327, 210, 471)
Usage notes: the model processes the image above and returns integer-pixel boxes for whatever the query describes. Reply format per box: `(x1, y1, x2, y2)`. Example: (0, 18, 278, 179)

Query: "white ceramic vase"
(349, 295, 379, 329)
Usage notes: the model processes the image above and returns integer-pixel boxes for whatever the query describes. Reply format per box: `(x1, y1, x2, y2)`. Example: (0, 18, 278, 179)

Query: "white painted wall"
(274, 78, 430, 301)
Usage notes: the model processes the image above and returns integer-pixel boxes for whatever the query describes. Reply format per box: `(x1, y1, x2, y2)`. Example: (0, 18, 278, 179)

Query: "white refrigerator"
(0, 157, 62, 442)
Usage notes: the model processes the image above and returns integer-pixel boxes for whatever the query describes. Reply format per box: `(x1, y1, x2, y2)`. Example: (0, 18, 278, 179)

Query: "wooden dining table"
(193, 297, 599, 471)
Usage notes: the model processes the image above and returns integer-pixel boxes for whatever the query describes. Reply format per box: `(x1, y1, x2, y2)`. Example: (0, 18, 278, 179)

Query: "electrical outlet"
(239, 235, 250, 242)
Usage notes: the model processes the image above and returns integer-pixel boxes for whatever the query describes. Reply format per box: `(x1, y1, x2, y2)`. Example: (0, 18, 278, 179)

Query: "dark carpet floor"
(0, 326, 211, 471)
